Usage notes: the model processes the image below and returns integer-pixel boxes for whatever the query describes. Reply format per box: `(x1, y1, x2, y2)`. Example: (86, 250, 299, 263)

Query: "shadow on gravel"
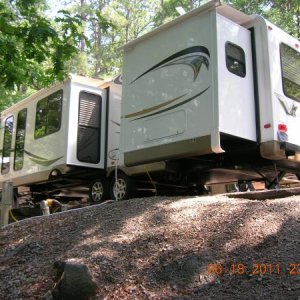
(0, 196, 299, 299)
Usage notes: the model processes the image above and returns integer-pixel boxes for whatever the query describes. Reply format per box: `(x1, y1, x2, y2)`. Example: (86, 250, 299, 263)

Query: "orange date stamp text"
(207, 263, 300, 275)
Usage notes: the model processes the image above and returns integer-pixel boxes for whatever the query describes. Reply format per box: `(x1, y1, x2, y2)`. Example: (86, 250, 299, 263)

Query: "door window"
(226, 42, 246, 78)
(1, 116, 14, 174)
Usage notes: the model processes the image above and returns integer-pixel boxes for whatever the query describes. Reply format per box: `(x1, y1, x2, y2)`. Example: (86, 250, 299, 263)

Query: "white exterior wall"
(0, 76, 108, 187)
(217, 14, 256, 141)
(250, 17, 300, 151)
(105, 80, 123, 168)
(266, 21, 300, 147)
(121, 10, 222, 161)
(66, 81, 107, 169)
(0, 82, 68, 187)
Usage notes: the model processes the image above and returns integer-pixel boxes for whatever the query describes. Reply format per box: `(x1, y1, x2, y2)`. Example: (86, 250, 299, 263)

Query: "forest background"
(0, 0, 299, 112)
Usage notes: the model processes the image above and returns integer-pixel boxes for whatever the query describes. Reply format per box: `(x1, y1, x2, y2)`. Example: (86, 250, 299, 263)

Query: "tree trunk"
(80, 0, 86, 52)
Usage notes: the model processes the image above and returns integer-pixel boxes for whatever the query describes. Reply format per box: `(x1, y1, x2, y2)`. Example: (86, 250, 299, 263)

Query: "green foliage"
(63, 0, 159, 78)
(0, 0, 85, 90)
(225, 0, 300, 38)
(153, 0, 205, 25)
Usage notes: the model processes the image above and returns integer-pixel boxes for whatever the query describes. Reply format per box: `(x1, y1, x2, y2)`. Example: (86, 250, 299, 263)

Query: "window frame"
(14, 108, 27, 171)
(280, 43, 300, 102)
(34, 90, 63, 139)
(77, 91, 102, 164)
(225, 42, 246, 78)
(1, 115, 14, 174)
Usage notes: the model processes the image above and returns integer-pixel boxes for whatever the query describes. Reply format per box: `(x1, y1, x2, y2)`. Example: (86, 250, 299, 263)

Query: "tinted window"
(35, 90, 63, 138)
(226, 42, 246, 77)
(280, 43, 300, 101)
(1, 116, 14, 174)
(77, 92, 101, 164)
(14, 109, 27, 171)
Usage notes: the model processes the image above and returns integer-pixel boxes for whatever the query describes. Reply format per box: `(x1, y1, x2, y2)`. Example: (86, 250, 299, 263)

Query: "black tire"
(237, 180, 254, 192)
(89, 179, 109, 202)
(109, 173, 135, 200)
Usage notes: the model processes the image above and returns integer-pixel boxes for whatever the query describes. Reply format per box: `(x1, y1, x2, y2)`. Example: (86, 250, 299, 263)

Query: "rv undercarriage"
(11, 139, 300, 205)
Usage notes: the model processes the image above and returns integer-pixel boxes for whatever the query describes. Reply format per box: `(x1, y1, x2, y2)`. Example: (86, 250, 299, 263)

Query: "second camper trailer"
(120, 0, 300, 186)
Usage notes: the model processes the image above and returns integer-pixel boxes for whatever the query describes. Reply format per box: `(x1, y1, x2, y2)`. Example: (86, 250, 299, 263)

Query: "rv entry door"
(217, 14, 256, 142)
(67, 84, 107, 169)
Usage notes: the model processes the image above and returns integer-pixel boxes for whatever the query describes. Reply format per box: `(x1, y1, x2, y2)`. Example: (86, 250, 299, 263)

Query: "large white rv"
(120, 0, 300, 188)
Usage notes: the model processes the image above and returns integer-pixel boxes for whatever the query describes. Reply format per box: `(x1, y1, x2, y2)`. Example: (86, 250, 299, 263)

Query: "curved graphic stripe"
(130, 46, 210, 84)
(131, 86, 210, 121)
(124, 93, 187, 119)
(162, 55, 209, 81)
(111, 120, 121, 126)
(28, 156, 63, 167)
(24, 150, 63, 166)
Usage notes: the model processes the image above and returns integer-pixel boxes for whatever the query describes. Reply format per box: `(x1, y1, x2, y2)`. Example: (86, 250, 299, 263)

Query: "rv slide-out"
(121, 0, 300, 169)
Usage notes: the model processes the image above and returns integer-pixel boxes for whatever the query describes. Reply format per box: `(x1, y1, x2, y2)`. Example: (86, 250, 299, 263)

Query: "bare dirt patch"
(0, 194, 300, 299)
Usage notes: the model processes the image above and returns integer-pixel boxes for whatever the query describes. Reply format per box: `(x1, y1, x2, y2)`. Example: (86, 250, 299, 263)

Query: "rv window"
(35, 90, 63, 138)
(1, 116, 14, 174)
(226, 42, 246, 78)
(77, 92, 101, 164)
(280, 43, 300, 101)
(14, 109, 27, 171)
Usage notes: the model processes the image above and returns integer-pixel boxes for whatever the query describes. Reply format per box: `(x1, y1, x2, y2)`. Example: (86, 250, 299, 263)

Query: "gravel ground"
(0, 194, 300, 299)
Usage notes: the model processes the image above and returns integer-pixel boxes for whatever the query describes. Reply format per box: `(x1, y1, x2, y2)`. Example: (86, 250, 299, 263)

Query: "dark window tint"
(14, 109, 27, 171)
(1, 116, 14, 174)
(226, 42, 246, 77)
(77, 92, 101, 164)
(280, 43, 300, 102)
(35, 90, 63, 138)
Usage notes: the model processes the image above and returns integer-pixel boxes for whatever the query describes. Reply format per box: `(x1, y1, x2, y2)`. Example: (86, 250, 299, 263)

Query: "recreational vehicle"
(120, 0, 300, 189)
(1, 0, 300, 203)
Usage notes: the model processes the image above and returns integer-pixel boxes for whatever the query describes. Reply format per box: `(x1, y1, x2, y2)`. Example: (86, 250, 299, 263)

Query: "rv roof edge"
(216, 3, 253, 25)
(0, 75, 105, 118)
(0, 80, 66, 117)
(69, 74, 105, 88)
(120, 0, 222, 51)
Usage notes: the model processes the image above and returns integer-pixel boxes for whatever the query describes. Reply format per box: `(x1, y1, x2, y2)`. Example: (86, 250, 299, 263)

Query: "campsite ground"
(0, 192, 299, 299)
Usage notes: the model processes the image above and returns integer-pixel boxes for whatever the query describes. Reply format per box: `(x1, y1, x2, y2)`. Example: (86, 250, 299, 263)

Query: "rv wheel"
(110, 173, 135, 201)
(89, 179, 108, 202)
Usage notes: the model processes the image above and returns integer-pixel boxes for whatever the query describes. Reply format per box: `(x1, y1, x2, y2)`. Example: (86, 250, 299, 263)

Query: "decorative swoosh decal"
(111, 120, 121, 127)
(130, 46, 210, 84)
(276, 94, 298, 117)
(24, 150, 63, 167)
(124, 93, 187, 119)
(125, 45, 210, 121)
(131, 87, 210, 121)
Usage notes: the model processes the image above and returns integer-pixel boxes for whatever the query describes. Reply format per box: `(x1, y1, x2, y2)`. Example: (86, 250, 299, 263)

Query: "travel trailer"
(1, 0, 300, 202)
(120, 0, 300, 189)
(0, 76, 122, 201)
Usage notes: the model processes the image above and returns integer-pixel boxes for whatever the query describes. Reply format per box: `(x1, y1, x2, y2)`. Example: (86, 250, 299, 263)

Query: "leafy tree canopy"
(0, 0, 85, 90)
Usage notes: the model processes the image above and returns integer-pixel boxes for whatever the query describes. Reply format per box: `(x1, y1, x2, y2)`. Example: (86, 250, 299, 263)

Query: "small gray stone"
(54, 261, 98, 300)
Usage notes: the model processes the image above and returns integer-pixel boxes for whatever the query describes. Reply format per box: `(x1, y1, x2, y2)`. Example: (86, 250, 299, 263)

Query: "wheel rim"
(113, 178, 127, 200)
(91, 181, 103, 202)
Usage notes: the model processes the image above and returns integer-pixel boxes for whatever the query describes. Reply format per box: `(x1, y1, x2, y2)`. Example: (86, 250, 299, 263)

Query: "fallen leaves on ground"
(0, 194, 300, 299)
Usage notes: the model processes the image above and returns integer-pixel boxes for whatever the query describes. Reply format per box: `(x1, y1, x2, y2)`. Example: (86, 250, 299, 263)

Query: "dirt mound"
(0, 195, 299, 299)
